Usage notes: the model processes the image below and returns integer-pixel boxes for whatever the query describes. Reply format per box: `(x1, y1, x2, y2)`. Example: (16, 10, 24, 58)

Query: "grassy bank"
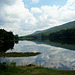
(0, 62, 75, 75)
(0, 52, 40, 57)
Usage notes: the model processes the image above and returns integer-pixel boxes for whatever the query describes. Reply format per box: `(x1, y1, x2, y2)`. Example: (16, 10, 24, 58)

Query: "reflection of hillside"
(29, 40, 75, 51)
(0, 41, 15, 52)
(1, 40, 75, 70)
(21, 28, 75, 51)
(49, 37, 75, 45)
(47, 41, 75, 51)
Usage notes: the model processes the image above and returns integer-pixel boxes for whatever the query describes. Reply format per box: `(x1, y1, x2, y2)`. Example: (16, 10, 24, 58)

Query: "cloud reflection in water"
(0, 40, 75, 70)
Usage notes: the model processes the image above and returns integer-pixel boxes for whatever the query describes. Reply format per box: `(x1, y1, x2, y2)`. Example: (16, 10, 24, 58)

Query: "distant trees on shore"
(22, 28, 75, 44)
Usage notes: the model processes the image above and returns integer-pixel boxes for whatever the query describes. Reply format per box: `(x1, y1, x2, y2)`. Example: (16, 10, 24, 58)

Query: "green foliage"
(0, 29, 19, 52)
(0, 29, 14, 41)
(0, 29, 19, 42)
(21, 28, 75, 44)
(49, 28, 75, 43)
(0, 52, 41, 57)
(14, 34, 18, 40)
(0, 62, 75, 75)
(20, 21, 75, 45)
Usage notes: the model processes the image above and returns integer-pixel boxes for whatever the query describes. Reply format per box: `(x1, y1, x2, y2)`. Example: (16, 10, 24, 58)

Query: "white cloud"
(0, 0, 75, 36)
(31, 0, 40, 3)
(0, 0, 37, 35)
(35, 0, 75, 30)
(36, 5, 60, 29)
(31, 7, 42, 13)
(58, 0, 75, 23)
(67, 0, 75, 8)
(0, 0, 17, 5)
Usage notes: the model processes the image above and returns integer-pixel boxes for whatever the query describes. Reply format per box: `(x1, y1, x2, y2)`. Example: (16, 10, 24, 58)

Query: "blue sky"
(0, 0, 75, 36)
(22, 0, 67, 9)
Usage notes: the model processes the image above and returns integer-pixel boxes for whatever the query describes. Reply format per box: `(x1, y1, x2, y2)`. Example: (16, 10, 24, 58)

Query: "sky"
(0, 0, 75, 36)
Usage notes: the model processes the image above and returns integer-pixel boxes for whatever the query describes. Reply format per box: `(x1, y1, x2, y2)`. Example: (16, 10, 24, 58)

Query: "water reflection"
(0, 41, 14, 52)
(0, 40, 19, 52)
(0, 40, 75, 70)
(34, 40, 75, 50)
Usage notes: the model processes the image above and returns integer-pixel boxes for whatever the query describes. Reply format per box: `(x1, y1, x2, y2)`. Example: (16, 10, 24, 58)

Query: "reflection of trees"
(51, 39, 75, 45)
(0, 41, 15, 52)
(0, 29, 19, 52)
(14, 40, 19, 44)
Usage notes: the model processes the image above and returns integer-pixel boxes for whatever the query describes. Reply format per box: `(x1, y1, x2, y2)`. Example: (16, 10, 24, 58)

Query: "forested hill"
(32, 21, 75, 35)
(20, 21, 75, 41)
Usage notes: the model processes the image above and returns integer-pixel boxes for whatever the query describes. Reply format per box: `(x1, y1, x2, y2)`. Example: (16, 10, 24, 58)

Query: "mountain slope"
(32, 21, 75, 35)
(20, 21, 75, 40)
(32, 31, 42, 35)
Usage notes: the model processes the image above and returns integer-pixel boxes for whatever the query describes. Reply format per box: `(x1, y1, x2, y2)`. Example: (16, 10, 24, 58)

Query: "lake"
(0, 40, 75, 70)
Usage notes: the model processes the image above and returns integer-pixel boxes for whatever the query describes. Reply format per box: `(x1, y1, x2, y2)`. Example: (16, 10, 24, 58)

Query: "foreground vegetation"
(0, 52, 40, 57)
(0, 62, 75, 75)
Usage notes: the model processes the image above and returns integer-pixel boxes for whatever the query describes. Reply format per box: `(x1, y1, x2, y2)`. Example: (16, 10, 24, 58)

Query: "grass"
(0, 52, 41, 57)
(0, 62, 75, 75)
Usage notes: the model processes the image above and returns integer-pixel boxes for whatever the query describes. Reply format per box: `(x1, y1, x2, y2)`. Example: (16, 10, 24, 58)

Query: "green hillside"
(20, 21, 75, 40)
(33, 21, 75, 35)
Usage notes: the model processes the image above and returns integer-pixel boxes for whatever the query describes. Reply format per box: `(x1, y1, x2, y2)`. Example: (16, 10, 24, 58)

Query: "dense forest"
(0, 29, 19, 52)
(19, 21, 75, 44)
(0, 29, 18, 42)
(48, 28, 75, 44)
(30, 21, 75, 36)
(22, 28, 75, 41)
(49, 28, 75, 41)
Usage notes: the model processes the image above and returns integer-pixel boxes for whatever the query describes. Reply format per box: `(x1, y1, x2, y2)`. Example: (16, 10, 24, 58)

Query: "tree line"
(0, 29, 19, 52)
(23, 28, 75, 44)
(0, 29, 18, 42)
(49, 28, 75, 41)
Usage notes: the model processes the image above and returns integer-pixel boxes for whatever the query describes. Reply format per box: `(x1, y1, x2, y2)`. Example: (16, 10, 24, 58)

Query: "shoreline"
(0, 62, 75, 75)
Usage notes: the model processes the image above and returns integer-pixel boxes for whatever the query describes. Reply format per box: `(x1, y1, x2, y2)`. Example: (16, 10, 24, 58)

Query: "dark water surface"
(0, 40, 75, 70)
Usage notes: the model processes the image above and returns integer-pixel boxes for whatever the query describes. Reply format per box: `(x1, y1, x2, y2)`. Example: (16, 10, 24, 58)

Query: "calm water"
(0, 40, 75, 70)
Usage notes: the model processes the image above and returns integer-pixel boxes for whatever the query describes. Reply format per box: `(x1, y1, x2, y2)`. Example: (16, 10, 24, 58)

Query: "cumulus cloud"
(0, 0, 75, 35)
(36, 5, 59, 29)
(31, 7, 42, 13)
(59, 0, 75, 23)
(0, 0, 37, 35)
(35, 0, 75, 30)
(0, 0, 17, 5)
